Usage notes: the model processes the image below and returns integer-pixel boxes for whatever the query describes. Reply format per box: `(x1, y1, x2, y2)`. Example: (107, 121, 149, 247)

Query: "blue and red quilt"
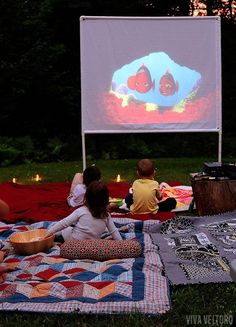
(0, 218, 170, 314)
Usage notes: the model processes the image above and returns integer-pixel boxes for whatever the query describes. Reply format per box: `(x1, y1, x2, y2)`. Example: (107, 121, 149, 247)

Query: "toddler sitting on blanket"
(124, 159, 177, 214)
(67, 165, 101, 207)
(46, 181, 122, 242)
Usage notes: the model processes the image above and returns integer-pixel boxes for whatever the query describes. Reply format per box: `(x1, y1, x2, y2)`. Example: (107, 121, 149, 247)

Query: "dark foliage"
(0, 1, 235, 161)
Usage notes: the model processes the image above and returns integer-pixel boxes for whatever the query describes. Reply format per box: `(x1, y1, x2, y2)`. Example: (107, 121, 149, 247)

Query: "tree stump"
(191, 179, 236, 216)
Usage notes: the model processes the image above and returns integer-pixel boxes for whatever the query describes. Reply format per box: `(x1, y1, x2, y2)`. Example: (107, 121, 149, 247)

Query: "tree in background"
(0, 0, 235, 160)
(0, 0, 80, 139)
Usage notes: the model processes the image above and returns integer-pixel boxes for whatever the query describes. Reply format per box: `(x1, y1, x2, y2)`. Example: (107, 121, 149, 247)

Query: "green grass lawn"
(0, 158, 236, 327)
(0, 157, 224, 185)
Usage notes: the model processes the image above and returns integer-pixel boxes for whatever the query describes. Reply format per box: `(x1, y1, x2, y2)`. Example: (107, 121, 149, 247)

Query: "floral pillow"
(60, 239, 142, 261)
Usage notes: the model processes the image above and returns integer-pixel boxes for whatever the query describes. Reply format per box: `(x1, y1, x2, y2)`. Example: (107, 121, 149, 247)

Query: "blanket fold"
(0, 182, 74, 223)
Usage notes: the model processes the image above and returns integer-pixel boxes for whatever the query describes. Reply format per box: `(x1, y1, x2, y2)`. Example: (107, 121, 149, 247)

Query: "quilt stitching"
(0, 218, 170, 314)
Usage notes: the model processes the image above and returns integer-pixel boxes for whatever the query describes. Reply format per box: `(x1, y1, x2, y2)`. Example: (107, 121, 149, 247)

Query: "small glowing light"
(32, 174, 42, 182)
(116, 174, 121, 182)
(12, 178, 17, 183)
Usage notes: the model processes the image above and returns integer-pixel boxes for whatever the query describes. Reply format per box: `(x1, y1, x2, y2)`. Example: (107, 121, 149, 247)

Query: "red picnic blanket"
(0, 181, 176, 224)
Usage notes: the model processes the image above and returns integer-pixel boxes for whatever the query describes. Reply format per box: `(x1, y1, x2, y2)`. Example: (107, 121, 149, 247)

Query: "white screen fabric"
(80, 16, 221, 133)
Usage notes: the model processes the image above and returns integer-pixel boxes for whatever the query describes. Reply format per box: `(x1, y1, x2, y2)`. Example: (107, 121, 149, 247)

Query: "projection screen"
(80, 16, 222, 166)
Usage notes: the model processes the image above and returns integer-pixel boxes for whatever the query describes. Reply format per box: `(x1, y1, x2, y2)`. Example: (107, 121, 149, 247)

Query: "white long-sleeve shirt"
(47, 206, 122, 241)
(67, 183, 86, 207)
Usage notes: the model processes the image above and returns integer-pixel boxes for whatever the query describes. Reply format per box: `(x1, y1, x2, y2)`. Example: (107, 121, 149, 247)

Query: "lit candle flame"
(12, 178, 17, 183)
(116, 174, 121, 182)
(33, 174, 42, 182)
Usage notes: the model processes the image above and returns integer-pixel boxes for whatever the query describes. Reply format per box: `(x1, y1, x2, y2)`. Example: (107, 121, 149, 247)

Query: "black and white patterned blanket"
(151, 211, 236, 284)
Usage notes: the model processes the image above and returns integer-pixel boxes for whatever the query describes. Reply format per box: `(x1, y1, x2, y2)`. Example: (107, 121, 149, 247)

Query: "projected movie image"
(103, 51, 217, 125)
(81, 17, 221, 132)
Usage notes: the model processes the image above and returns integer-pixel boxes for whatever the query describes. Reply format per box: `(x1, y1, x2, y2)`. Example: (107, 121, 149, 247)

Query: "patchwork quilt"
(0, 218, 170, 314)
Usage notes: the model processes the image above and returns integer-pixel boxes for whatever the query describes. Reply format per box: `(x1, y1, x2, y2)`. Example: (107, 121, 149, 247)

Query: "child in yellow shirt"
(125, 159, 176, 214)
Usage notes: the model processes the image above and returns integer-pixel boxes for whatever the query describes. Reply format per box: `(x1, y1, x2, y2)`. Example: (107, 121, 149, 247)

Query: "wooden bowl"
(9, 229, 55, 255)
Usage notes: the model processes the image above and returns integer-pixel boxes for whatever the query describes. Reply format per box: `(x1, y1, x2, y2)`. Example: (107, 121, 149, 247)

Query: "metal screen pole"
(218, 129, 222, 163)
(82, 132, 86, 170)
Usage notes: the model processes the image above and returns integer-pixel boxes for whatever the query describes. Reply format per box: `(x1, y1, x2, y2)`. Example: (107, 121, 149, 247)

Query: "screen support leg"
(82, 132, 86, 170)
(218, 130, 222, 163)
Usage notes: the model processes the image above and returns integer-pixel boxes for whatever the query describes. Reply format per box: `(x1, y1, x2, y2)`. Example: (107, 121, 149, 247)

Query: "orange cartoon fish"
(127, 65, 155, 93)
(159, 70, 179, 96)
